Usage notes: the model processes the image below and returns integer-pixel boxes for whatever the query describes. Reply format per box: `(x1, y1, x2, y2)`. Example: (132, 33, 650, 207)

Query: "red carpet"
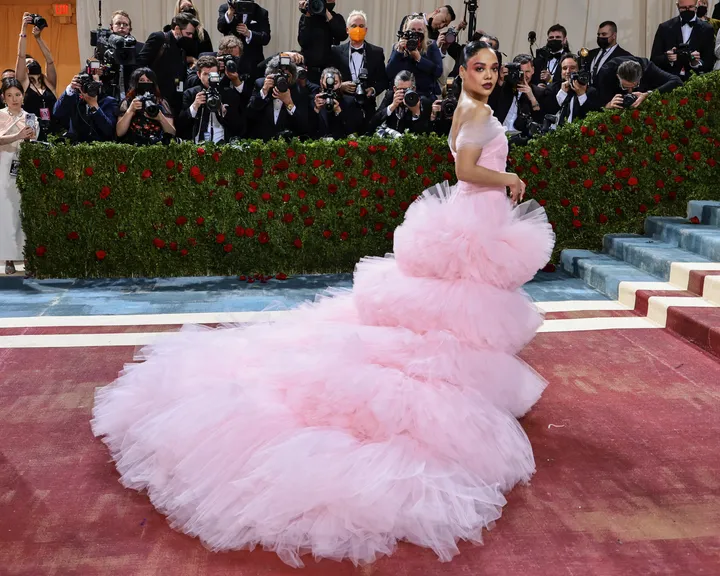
(2, 328, 720, 575)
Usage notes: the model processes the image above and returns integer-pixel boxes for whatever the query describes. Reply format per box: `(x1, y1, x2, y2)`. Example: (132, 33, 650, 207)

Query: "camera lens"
(403, 89, 419, 108)
(275, 75, 289, 93)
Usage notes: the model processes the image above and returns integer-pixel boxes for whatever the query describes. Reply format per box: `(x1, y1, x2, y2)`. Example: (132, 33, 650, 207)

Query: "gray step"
(644, 217, 720, 261)
(687, 201, 720, 226)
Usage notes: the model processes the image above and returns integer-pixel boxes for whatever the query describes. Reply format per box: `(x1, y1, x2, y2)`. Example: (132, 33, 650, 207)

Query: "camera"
(622, 93, 638, 109)
(354, 68, 369, 105)
(91, 29, 137, 67)
(320, 72, 338, 111)
(297, 66, 308, 81)
(441, 77, 462, 119)
(376, 125, 403, 139)
(204, 72, 222, 113)
(303, 0, 328, 16)
(138, 94, 160, 118)
(444, 26, 459, 45)
(228, 0, 256, 15)
(270, 72, 290, 93)
(217, 54, 240, 75)
(403, 89, 420, 109)
(570, 70, 590, 86)
(398, 30, 424, 53)
(505, 63, 523, 88)
(675, 43, 694, 65)
(28, 13, 48, 30)
(77, 73, 103, 98)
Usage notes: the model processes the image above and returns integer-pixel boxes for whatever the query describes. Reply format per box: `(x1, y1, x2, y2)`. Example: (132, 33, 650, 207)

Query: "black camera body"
(28, 13, 48, 30)
(398, 30, 424, 53)
(441, 76, 462, 120)
(204, 72, 223, 113)
(138, 94, 160, 118)
(320, 72, 338, 111)
(675, 43, 694, 66)
(228, 0, 256, 15)
(535, 46, 552, 61)
(505, 62, 523, 88)
(570, 70, 590, 86)
(354, 68, 369, 105)
(217, 54, 241, 75)
(77, 73, 103, 98)
(622, 93, 638, 109)
(403, 89, 420, 109)
(303, 0, 328, 16)
(91, 29, 137, 68)
(444, 26, 459, 45)
(271, 72, 290, 93)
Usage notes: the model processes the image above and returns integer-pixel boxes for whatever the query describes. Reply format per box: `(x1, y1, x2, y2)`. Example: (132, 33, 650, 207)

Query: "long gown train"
(92, 111, 555, 568)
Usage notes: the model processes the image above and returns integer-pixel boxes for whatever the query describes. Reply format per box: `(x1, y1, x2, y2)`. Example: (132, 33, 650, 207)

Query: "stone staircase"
(562, 201, 720, 357)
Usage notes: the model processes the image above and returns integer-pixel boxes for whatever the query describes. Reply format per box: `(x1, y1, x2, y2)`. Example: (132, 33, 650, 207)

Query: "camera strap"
(349, 50, 366, 83)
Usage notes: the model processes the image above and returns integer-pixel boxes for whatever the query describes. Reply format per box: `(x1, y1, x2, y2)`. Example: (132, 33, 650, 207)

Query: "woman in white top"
(0, 79, 40, 275)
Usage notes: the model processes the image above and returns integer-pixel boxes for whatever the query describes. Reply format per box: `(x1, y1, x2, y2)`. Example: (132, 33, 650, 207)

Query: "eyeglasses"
(677, 5, 696, 11)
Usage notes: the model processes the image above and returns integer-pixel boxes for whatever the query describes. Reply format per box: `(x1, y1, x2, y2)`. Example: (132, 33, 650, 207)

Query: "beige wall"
(74, 0, 714, 73)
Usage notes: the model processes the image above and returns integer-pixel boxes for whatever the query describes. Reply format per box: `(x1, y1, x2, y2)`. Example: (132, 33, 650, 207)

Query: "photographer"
(137, 14, 198, 116)
(15, 13, 57, 141)
(369, 71, 431, 135)
(532, 24, 569, 86)
(587, 21, 632, 87)
(331, 11, 388, 126)
(386, 15, 443, 99)
(429, 76, 461, 136)
(545, 53, 600, 125)
(108, 10, 144, 96)
(53, 65, 119, 143)
(298, 0, 348, 84)
(247, 54, 309, 141)
(116, 68, 176, 145)
(399, 6, 456, 41)
(494, 55, 549, 133)
(179, 56, 245, 143)
(651, 1, 715, 79)
(599, 57, 682, 110)
(310, 67, 363, 138)
(168, 1, 214, 63)
(217, 0, 271, 80)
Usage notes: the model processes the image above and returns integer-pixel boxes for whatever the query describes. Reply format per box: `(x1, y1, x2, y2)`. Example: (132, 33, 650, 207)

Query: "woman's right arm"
(15, 14, 32, 91)
(0, 126, 32, 145)
(115, 102, 135, 138)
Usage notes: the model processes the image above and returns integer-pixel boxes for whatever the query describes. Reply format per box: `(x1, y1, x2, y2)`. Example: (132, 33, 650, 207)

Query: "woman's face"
(408, 19, 426, 36)
(461, 48, 499, 98)
(3, 87, 24, 110)
(139, 75, 151, 84)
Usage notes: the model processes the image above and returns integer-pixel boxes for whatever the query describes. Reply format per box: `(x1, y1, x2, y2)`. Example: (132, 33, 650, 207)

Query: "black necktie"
(351, 47, 364, 54)
(592, 49, 606, 79)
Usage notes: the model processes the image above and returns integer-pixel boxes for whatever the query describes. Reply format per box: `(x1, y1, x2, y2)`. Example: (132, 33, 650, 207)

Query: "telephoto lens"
(403, 89, 420, 109)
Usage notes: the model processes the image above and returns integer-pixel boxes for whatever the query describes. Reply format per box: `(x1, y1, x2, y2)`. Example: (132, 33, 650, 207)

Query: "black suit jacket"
(492, 82, 550, 126)
(310, 94, 365, 139)
(298, 10, 348, 80)
(137, 32, 187, 115)
(531, 52, 565, 86)
(247, 79, 310, 141)
(368, 91, 432, 135)
(587, 44, 632, 84)
(596, 56, 683, 107)
(178, 83, 245, 142)
(545, 83, 601, 122)
(331, 41, 388, 98)
(217, 3, 271, 78)
(651, 16, 715, 75)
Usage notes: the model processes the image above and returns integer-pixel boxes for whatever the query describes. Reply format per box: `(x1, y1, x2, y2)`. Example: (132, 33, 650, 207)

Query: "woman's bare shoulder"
(455, 98, 491, 125)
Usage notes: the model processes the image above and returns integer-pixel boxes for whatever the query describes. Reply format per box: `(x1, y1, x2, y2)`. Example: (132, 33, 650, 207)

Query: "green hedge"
(18, 72, 720, 279)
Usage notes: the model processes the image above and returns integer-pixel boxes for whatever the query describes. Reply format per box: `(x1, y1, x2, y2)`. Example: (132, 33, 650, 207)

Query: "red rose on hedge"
(67, 231, 79, 240)
(316, 199, 326, 208)
(223, 244, 233, 253)
(142, 169, 153, 179)
(258, 232, 269, 244)
(560, 198, 570, 207)
(99, 186, 111, 199)
(679, 98, 688, 106)
(583, 179, 593, 189)
(691, 152, 702, 161)
(293, 238, 303, 249)
(267, 210, 275, 219)
(282, 213, 294, 223)
(653, 194, 661, 204)
(95, 250, 106, 260)
(639, 204, 647, 213)
(166, 160, 175, 169)
(708, 158, 717, 167)
(212, 152, 221, 162)
(304, 217, 315, 227)
(153, 238, 166, 249)
(572, 219, 582, 228)
(668, 191, 677, 200)
(622, 125, 633, 135)
(197, 147, 206, 156)
(628, 177, 639, 186)
(54, 168, 65, 179)
(261, 192, 271, 201)
(674, 153, 684, 162)
(196, 217, 205, 226)
(235, 191, 245, 201)
(248, 204, 257, 213)
(598, 214, 609, 224)
(328, 183, 338, 194)
(105, 208, 115, 219)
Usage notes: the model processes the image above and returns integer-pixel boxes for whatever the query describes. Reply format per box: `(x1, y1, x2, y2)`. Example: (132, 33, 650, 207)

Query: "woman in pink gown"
(92, 42, 554, 569)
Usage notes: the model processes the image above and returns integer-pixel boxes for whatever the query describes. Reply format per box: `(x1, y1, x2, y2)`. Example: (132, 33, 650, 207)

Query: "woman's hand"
(22, 12, 33, 26)
(506, 173, 526, 204)
(32, 26, 42, 38)
(396, 39, 407, 53)
(18, 126, 35, 141)
(129, 98, 143, 114)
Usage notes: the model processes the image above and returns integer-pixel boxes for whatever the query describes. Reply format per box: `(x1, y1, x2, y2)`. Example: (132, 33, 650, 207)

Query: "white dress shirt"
(260, 89, 296, 124)
(349, 43, 365, 82)
(502, 97, 519, 132)
(189, 83, 244, 142)
(555, 89, 587, 124)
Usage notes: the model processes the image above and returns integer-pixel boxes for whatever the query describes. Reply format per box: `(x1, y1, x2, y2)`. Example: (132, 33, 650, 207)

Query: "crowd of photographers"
(2, 0, 719, 148)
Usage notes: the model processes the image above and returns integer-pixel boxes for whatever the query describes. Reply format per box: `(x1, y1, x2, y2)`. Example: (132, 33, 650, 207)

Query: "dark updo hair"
(461, 41, 498, 68)
(1, 78, 24, 97)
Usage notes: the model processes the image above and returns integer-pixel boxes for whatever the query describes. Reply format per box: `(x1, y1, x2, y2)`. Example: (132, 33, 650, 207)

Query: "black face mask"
(182, 7, 197, 16)
(679, 10, 696, 24)
(597, 37, 610, 49)
(177, 36, 195, 51)
(27, 62, 42, 75)
(137, 82, 155, 95)
(696, 6, 708, 18)
(547, 39, 563, 52)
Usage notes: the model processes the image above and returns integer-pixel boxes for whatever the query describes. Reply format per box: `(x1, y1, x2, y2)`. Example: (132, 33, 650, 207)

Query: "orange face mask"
(349, 27, 367, 43)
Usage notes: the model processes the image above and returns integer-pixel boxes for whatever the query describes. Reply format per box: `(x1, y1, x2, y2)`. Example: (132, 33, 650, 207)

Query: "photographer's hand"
(605, 94, 624, 109)
(540, 69, 552, 83)
(32, 25, 42, 38)
(274, 87, 293, 107)
(226, 70, 242, 87)
(571, 80, 587, 96)
(313, 94, 324, 113)
(396, 39, 407, 54)
(237, 23, 251, 39)
(70, 75, 82, 94)
(333, 99, 341, 115)
(666, 49, 678, 63)
(261, 76, 275, 98)
(560, 80, 570, 93)
(22, 12, 33, 27)
(389, 89, 404, 113)
(410, 49, 421, 63)
(631, 92, 649, 108)
(130, 98, 143, 115)
(192, 90, 207, 113)
(340, 80, 356, 95)
(431, 99, 442, 122)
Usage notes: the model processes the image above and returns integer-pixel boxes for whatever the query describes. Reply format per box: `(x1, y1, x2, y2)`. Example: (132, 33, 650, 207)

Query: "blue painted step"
(687, 200, 720, 226)
(644, 217, 720, 261)
(602, 235, 713, 280)
(561, 249, 661, 300)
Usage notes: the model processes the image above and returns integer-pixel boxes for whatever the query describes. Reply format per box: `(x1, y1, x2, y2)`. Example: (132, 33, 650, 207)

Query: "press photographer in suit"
(586, 21, 632, 87)
(217, 0, 271, 80)
(247, 54, 310, 141)
(331, 11, 387, 127)
(178, 55, 245, 143)
(298, 0, 348, 84)
(651, 0, 715, 79)
(493, 55, 549, 132)
(368, 70, 432, 135)
(545, 53, 601, 124)
(310, 67, 364, 138)
(597, 56, 682, 110)
(532, 24, 570, 86)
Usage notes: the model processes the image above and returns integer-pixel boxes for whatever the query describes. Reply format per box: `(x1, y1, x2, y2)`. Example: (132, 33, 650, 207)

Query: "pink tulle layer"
(92, 176, 555, 568)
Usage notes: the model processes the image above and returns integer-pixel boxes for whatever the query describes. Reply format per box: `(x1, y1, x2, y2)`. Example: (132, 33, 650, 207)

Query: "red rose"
(235, 167, 245, 176)
(32, 158, 41, 168)
(583, 179, 593, 189)
(293, 238, 303, 249)
(300, 204, 309, 214)
(309, 175, 319, 185)
(348, 177, 358, 188)
(560, 198, 570, 207)
(235, 191, 245, 201)
(105, 208, 115, 219)
(572, 206, 580, 216)
(213, 234, 225, 244)
(266, 210, 275, 219)
(631, 110, 640, 121)
(399, 169, 408, 179)
(304, 217, 315, 227)
(98, 186, 111, 200)
(359, 207, 369, 217)
(177, 163, 183, 172)
(601, 184, 612, 192)
(321, 230, 333, 239)
(700, 126, 710, 135)
(83, 200, 95, 207)
(675, 175, 684, 183)
(639, 204, 647, 213)
(530, 164, 540, 174)
(84, 166, 94, 176)
(692, 152, 702, 161)
(567, 160, 578, 169)
(598, 165, 608, 175)
(95, 250, 106, 260)
(645, 135, 654, 145)
(668, 143, 679, 153)
(644, 116, 655, 126)
(443, 171, 452, 181)
(260, 192, 270, 202)
(597, 123, 608, 133)
(197, 147, 206, 156)
(118, 232, 126, 239)
(328, 184, 338, 194)
(164, 197, 174, 207)
(259, 232, 269, 244)
(212, 152, 221, 163)
(689, 216, 701, 224)
(297, 154, 307, 165)
(572, 219, 582, 228)
(153, 238, 166, 249)
(54, 168, 65, 179)
(169, 242, 178, 251)
(223, 244, 233, 253)
(622, 125, 633, 135)
(611, 115, 621, 124)
(288, 172, 299, 182)
(679, 98, 688, 106)
(142, 169, 153, 179)
(282, 213, 294, 223)
(216, 179, 229, 187)
(416, 166, 425, 175)
(253, 168, 263, 179)
(190, 165, 201, 177)
(674, 153, 684, 162)
(628, 177, 639, 186)
(580, 155, 589, 164)
(708, 158, 717, 167)
(247, 204, 258, 213)
(668, 191, 677, 200)
(316, 199, 326, 209)
(41, 174, 48, 184)
(654, 194, 661, 204)
(375, 203, 384, 213)
(196, 217, 205, 226)
(598, 214, 609, 224)
(166, 160, 175, 169)
(614, 182, 623, 190)
(374, 222, 384, 231)
(538, 199, 547, 206)
(244, 228, 255, 237)
(338, 147, 346, 157)
(685, 120, 694, 129)
(67, 231, 79, 240)
(117, 164, 127, 173)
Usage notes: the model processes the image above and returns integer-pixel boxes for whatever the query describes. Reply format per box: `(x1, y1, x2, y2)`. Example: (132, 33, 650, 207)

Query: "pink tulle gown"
(92, 110, 555, 568)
